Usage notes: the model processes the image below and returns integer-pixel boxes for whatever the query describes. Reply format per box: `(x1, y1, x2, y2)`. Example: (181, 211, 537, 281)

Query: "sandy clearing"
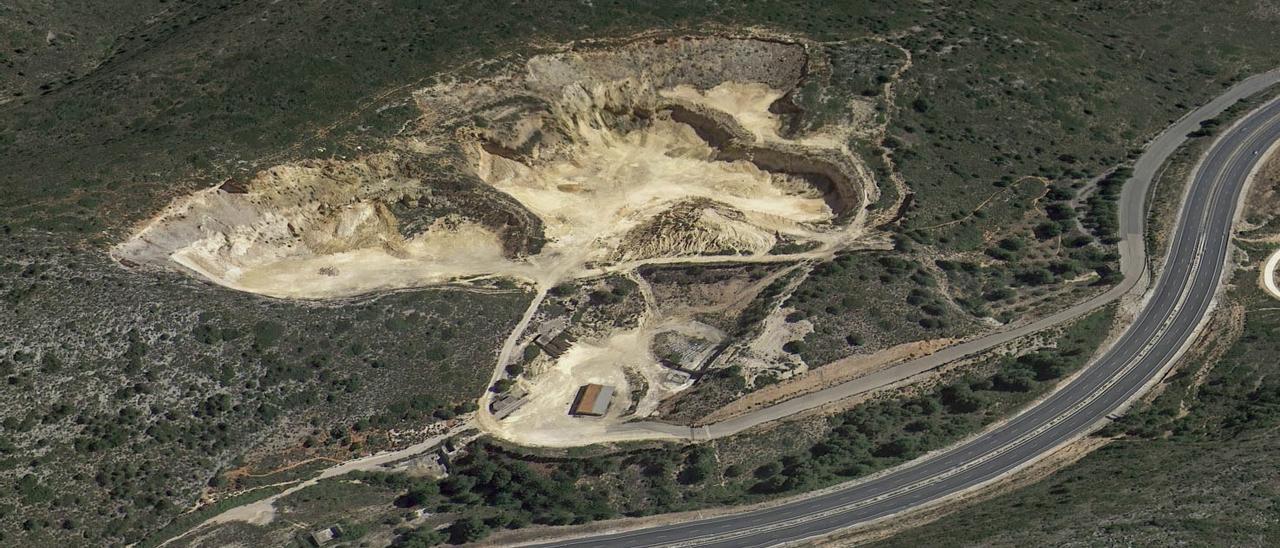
(490, 328, 652, 446)
(661, 82, 785, 143)
(472, 116, 834, 266)
(481, 276, 712, 447)
(119, 40, 882, 451)
(176, 221, 516, 299)
(660, 82, 844, 148)
(466, 77, 876, 446)
(201, 497, 278, 528)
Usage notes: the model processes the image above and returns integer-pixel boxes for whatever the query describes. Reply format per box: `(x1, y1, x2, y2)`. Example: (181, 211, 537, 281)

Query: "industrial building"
(569, 384, 614, 416)
(490, 385, 529, 420)
(533, 330, 576, 358)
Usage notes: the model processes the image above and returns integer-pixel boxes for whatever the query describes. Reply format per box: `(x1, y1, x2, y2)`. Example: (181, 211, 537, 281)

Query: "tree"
(993, 368, 1036, 392)
(677, 447, 715, 485)
(402, 481, 439, 507)
(1016, 267, 1054, 286)
(754, 461, 783, 479)
(1046, 185, 1076, 201)
(251, 320, 283, 349)
(447, 516, 489, 544)
(997, 237, 1025, 252)
(984, 287, 1015, 301)
(394, 527, 446, 547)
(440, 474, 477, 498)
(1034, 221, 1063, 239)
(1021, 351, 1071, 381)
(521, 345, 540, 362)
(750, 475, 790, 494)
(940, 383, 986, 413)
(873, 437, 920, 459)
(1045, 202, 1075, 221)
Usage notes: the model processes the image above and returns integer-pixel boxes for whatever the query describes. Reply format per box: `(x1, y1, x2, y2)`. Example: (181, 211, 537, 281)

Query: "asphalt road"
(533, 77, 1280, 547)
(608, 71, 1280, 444)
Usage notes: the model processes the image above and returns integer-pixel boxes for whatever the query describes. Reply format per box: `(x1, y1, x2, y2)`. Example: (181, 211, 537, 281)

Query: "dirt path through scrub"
(698, 337, 960, 425)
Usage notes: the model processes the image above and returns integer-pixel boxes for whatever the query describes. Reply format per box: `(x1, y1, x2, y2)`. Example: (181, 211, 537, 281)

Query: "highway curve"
(531, 75, 1280, 547)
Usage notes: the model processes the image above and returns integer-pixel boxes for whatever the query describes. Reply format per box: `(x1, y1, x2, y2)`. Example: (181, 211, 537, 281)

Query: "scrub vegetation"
(4, 0, 1280, 545)
(174, 306, 1114, 546)
(872, 250, 1280, 547)
(0, 235, 524, 545)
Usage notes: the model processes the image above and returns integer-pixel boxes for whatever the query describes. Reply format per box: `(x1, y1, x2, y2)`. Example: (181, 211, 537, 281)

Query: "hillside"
(3, 1, 1280, 545)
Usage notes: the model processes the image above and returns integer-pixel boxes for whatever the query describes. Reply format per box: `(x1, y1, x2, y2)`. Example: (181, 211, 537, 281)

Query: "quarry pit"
(114, 34, 894, 445)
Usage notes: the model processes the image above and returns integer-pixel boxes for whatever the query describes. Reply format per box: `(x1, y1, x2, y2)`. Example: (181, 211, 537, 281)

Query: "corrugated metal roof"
(590, 385, 613, 415)
(571, 383, 614, 416)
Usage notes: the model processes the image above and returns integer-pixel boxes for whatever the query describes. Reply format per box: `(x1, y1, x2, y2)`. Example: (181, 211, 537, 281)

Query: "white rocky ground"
(661, 81, 843, 148)
(490, 326, 695, 446)
(116, 37, 859, 299)
(471, 112, 834, 264)
(116, 35, 887, 445)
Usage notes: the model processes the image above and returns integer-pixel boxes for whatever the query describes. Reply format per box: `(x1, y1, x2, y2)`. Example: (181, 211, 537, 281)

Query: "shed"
(570, 384, 614, 416)
(305, 525, 344, 546)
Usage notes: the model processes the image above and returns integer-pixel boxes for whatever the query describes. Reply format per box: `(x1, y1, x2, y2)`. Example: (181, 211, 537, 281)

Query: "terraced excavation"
(116, 36, 875, 298)
(114, 34, 895, 444)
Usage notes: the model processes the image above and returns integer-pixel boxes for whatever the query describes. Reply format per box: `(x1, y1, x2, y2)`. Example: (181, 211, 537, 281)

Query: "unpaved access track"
(152, 46, 1280, 547)
(514, 69, 1280, 546)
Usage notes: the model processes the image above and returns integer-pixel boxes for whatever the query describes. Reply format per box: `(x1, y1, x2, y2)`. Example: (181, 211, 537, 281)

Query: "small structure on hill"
(662, 369, 692, 387)
(305, 524, 344, 546)
(652, 330, 721, 372)
(570, 384, 614, 416)
(534, 329, 576, 358)
(398, 452, 449, 479)
(490, 385, 529, 420)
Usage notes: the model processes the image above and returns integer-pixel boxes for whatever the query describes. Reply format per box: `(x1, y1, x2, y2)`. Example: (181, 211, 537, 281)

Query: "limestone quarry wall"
(115, 34, 876, 299)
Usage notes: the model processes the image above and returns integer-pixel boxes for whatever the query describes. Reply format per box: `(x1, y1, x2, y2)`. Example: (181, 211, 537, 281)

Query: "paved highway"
(531, 74, 1280, 546)
(606, 72, 1280, 445)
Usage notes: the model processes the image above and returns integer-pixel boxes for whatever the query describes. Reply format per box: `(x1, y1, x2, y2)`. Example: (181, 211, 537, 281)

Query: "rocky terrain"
(6, 0, 1273, 544)
(117, 35, 875, 300)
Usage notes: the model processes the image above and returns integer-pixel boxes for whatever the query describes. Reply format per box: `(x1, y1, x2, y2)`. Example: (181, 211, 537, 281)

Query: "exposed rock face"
(615, 198, 779, 261)
(114, 149, 544, 298)
(116, 35, 876, 298)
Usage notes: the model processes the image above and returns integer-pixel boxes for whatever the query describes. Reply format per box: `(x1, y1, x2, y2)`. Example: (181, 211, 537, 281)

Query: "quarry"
(113, 34, 896, 446)
(13, 3, 1280, 545)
